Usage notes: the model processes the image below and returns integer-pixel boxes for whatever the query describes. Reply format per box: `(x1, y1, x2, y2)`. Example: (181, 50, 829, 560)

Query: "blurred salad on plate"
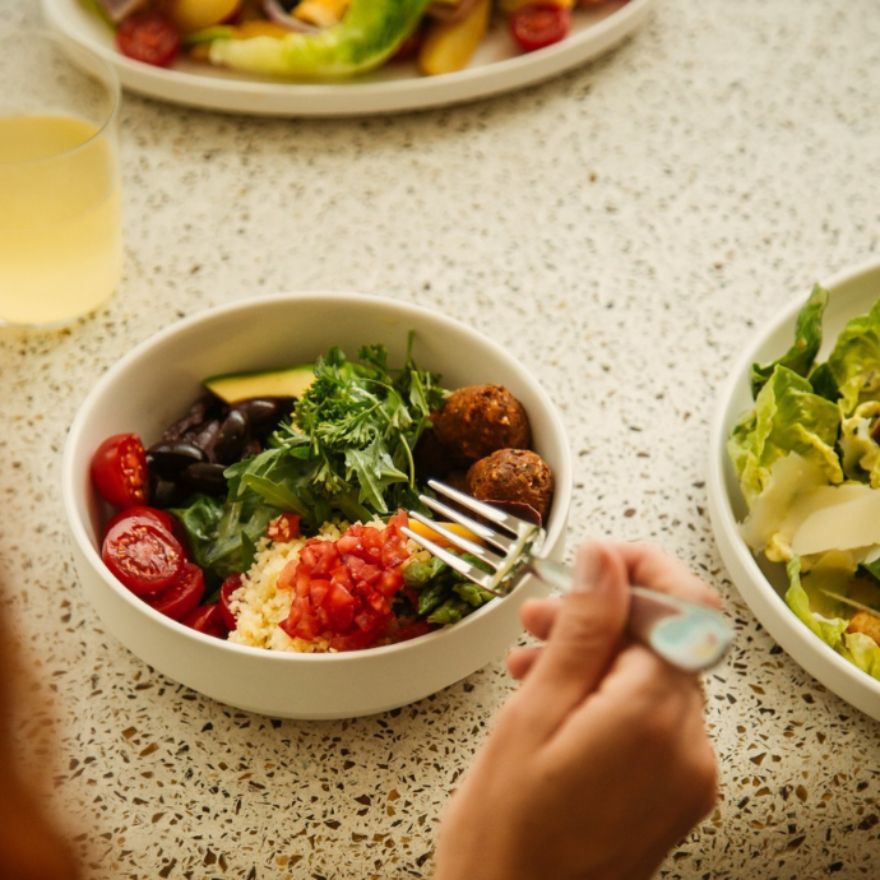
(729, 285, 880, 680)
(86, 0, 619, 76)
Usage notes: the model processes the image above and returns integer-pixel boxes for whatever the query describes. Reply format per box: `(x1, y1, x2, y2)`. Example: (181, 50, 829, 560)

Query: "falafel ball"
(466, 448, 554, 522)
(414, 423, 469, 476)
(434, 384, 531, 462)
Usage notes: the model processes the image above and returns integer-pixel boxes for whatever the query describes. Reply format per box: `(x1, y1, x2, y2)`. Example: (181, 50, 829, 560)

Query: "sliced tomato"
(91, 433, 149, 509)
(148, 561, 205, 621)
(116, 11, 181, 68)
(219, 573, 243, 631)
(509, 4, 571, 53)
(102, 516, 185, 596)
(183, 604, 229, 639)
(105, 505, 175, 537)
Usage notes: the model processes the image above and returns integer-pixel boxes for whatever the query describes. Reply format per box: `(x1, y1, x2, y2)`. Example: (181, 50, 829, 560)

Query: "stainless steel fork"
(401, 479, 733, 673)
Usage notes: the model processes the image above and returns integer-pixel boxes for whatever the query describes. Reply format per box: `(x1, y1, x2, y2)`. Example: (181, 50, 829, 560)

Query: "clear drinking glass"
(0, 31, 122, 328)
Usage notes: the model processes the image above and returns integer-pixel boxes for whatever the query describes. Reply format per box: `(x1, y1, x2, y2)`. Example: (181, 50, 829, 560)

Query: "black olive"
(180, 462, 227, 494)
(214, 409, 250, 464)
(241, 437, 263, 459)
(190, 419, 222, 462)
(147, 441, 205, 479)
(162, 395, 223, 442)
(233, 397, 295, 434)
(150, 475, 185, 508)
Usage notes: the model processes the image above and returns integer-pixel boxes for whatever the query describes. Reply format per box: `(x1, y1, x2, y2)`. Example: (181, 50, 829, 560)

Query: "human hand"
(433, 541, 720, 880)
(0, 610, 81, 880)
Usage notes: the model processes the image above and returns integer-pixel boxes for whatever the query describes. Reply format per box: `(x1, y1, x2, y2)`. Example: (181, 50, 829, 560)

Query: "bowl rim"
(63, 291, 573, 664)
(707, 257, 880, 703)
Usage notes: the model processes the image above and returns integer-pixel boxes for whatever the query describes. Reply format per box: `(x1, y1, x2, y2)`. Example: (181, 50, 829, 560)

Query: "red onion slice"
(425, 0, 482, 23)
(262, 0, 323, 33)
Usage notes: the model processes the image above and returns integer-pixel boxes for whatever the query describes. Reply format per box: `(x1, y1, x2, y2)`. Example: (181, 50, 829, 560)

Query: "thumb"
(515, 541, 630, 739)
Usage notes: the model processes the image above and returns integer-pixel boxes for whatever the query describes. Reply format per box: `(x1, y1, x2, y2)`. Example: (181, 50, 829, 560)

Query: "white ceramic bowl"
(63, 293, 572, 719)
(43, 0, 655, 117)
(708, 259, 880, 721)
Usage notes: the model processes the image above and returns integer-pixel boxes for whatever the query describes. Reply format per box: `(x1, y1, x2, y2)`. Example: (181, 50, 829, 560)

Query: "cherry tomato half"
(219, 573, 243, 631)
(148, 561, 205, 621)
(91, 433, 149, 509)
(182, 603, 229, 639)
(102, 516, 185, 596)
(105, 505, 175, 537)
(509, 4, 572, 53)
(116, 12, 181, 68)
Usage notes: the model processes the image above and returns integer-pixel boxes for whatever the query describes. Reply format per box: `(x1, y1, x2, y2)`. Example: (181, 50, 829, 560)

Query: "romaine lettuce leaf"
(839, 400, 880, 486)
(728, 365, 842, 505)
(842, 632, 880, 679)
(826, 297, 880, 415)
(785, 556, 880, 680)
(751, 284, 828, 397)
(785, 555, 851, 643)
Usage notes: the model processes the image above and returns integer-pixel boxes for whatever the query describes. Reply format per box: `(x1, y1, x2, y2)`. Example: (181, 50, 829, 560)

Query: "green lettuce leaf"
(751, 284, 828, 397)
(169, 492, 275, 581)
(839, 400, 880, 486)
(728, 365, 842, 504)
(806, 362, 839, 401)
(206, 0, 430, 78)
(842, 632, 880, 679)
(826, 297, 880, 415)
(785, 556, 850, 643)
(785, 557, 880, 681)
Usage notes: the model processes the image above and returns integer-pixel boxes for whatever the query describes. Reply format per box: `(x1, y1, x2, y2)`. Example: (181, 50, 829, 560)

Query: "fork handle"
(529, 559, 732, 673)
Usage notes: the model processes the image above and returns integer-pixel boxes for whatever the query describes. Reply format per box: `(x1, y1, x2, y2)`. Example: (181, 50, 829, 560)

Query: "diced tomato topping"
(267, 513, 301, 542)
(278, 511, 413, 651)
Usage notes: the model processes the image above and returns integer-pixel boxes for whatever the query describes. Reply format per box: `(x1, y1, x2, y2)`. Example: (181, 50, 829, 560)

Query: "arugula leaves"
(171, 338, 446, 580)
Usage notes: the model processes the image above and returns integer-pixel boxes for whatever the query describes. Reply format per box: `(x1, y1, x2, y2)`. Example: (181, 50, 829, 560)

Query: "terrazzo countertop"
(1, 0, 879, 877)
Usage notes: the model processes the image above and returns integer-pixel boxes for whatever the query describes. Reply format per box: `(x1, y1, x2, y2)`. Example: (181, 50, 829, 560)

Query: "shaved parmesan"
(792, 486, 880, 556)
(740, 453, 826, 555)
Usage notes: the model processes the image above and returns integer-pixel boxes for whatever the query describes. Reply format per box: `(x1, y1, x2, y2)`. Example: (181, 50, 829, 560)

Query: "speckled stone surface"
(1, 1, 879, 877)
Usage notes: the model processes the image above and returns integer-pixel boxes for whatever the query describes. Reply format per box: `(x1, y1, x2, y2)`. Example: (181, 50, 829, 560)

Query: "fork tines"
(401, 479, 543, 596)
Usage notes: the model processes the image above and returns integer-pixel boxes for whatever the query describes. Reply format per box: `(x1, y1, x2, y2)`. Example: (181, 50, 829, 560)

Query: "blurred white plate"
(42, 0, 654, 116)
(708, 258, 880, 722)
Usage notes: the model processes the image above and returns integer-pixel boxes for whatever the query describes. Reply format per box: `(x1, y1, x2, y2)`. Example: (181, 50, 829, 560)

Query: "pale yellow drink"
(0, 115, 122, 326)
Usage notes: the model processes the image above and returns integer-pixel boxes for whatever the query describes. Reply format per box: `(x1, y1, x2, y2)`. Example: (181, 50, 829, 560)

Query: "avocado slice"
(204, 364, 315, 404)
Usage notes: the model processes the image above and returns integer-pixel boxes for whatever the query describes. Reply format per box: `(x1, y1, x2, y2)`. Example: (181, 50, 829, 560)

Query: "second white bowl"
(707, 260, 880, 721)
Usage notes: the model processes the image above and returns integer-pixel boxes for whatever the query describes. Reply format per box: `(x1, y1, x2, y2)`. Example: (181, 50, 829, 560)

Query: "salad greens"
(402, 552, 495, 625)
(750, 284, 827, 396)
(205, 0, 431, 78)
(729, 365, 842, 504)
(728, 285, 880, 680)
(173, 339, 445, 581)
